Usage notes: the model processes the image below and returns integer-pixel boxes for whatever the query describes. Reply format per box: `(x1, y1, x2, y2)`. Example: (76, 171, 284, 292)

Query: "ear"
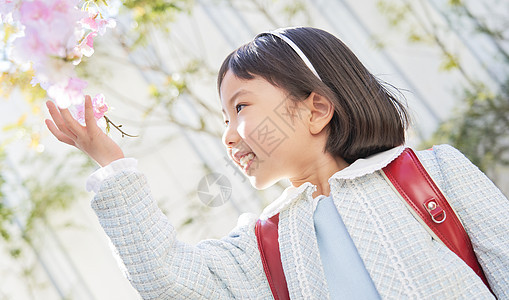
(304, 92, 334, 135)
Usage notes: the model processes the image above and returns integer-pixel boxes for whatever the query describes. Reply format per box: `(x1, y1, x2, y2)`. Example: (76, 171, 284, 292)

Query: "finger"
(84, 95, 99, 132)
(45, 119, 75, 146)
(58, 104, 84, 137)
(46, 101, 77, 139)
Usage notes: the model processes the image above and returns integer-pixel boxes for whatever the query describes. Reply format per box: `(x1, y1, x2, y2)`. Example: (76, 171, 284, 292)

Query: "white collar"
(329, 145, 405, 180)
(259, 145, 406, 220)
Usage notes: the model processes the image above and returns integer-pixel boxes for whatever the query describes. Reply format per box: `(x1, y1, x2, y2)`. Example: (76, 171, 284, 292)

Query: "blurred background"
(1, 0, 508, 299)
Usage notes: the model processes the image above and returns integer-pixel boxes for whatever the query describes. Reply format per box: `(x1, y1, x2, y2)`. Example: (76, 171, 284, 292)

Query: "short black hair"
(218, 27, 409, 163)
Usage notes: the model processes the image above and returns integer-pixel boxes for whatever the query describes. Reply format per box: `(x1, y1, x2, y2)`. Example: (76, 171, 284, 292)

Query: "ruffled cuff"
(86, 158, 138, 193)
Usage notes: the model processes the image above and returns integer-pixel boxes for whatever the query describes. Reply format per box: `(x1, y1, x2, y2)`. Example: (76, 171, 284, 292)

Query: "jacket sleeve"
(430, 144, 509, 298)
(91, 170, 270, 299)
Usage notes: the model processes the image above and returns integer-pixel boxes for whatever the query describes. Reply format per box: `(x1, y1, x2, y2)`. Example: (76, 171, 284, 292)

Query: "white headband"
(259, 29, 322, 81)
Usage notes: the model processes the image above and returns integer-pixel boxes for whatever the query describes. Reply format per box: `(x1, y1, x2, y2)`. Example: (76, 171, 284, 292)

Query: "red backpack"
(255, 148, 491, 300)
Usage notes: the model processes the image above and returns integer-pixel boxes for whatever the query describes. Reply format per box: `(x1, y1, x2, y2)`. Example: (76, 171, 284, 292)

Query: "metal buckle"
(424, 199, 446, 224)
(431, 211, 446, 224)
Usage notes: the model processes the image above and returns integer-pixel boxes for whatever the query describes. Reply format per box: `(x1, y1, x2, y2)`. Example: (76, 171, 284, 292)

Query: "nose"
(222, 121, 241, 148)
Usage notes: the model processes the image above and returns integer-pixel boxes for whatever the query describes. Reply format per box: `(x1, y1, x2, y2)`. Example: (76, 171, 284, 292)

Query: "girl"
(46, 27, 509, 299)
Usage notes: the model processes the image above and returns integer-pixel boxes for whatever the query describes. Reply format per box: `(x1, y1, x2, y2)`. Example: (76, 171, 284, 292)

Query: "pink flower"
(78, 31, 97, 57)
(92, 93, 108, 119)
(81, 16, 98, 30)
(32, 57, 76, 88)
(14, 0, 87, 62)
(69, 93, 109, 126)
(47, 77, 88, 108)
(4, 0, 115, 123)
(81, 14, 116, 35)
(19, 0, 51, 26)
(11, 26, 49, 63)
(49, 0, 78, 14)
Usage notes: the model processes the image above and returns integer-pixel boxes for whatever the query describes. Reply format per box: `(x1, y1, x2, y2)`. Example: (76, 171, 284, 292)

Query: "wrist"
(98, 153, 125, 167)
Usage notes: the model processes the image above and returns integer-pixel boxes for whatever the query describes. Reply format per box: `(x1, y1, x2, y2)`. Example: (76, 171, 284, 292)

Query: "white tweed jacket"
(91, 145, 509, 299)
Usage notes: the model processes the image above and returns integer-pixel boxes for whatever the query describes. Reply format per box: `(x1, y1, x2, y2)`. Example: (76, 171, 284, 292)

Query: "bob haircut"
(217, 27, 409, 163)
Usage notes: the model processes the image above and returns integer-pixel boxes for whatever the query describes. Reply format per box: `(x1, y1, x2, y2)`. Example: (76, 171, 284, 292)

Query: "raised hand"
(45, 95, 124, 167)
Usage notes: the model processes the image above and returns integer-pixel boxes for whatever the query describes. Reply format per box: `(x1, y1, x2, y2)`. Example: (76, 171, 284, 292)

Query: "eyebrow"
(221, 89, 250, 114)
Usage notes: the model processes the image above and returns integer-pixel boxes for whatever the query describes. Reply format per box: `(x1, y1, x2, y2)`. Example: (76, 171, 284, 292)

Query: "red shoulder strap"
(382, 148, 491, 290)
(255, 214, 290, 300)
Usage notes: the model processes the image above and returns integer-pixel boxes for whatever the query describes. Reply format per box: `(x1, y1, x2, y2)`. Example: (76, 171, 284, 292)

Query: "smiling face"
(221, 70, 315, 189)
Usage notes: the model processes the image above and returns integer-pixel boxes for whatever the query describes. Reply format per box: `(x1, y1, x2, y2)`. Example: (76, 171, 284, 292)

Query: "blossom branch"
(104, 116, 139, 138)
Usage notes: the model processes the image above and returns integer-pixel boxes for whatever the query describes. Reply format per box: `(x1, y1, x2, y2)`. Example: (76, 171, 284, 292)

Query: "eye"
(236, 104, 246, 113)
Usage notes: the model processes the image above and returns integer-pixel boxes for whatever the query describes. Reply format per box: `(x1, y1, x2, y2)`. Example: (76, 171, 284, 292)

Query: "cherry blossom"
(47, 77, 87, 108)
(91, 93, 109, 119)
(77, 31, 97, 58)
(1, 0, 121, 133)
(10, 26, 48, 63)
(19, 0, 51, 26)
(70, 93, 109, 131)
(81, 14, 116, 36)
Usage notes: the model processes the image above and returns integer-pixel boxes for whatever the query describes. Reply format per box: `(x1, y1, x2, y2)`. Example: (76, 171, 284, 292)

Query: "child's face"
(220, 70, 315, 189)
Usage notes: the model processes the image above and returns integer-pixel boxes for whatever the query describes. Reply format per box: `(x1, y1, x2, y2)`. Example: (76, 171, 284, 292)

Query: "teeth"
(239, 153, 255, 168)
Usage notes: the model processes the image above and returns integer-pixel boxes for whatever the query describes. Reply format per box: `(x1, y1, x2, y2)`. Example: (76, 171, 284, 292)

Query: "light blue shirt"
(314, 195, 381, 299)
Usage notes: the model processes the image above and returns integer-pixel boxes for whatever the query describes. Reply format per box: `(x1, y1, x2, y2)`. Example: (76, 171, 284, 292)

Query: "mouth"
(238, 152, 256, 172)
